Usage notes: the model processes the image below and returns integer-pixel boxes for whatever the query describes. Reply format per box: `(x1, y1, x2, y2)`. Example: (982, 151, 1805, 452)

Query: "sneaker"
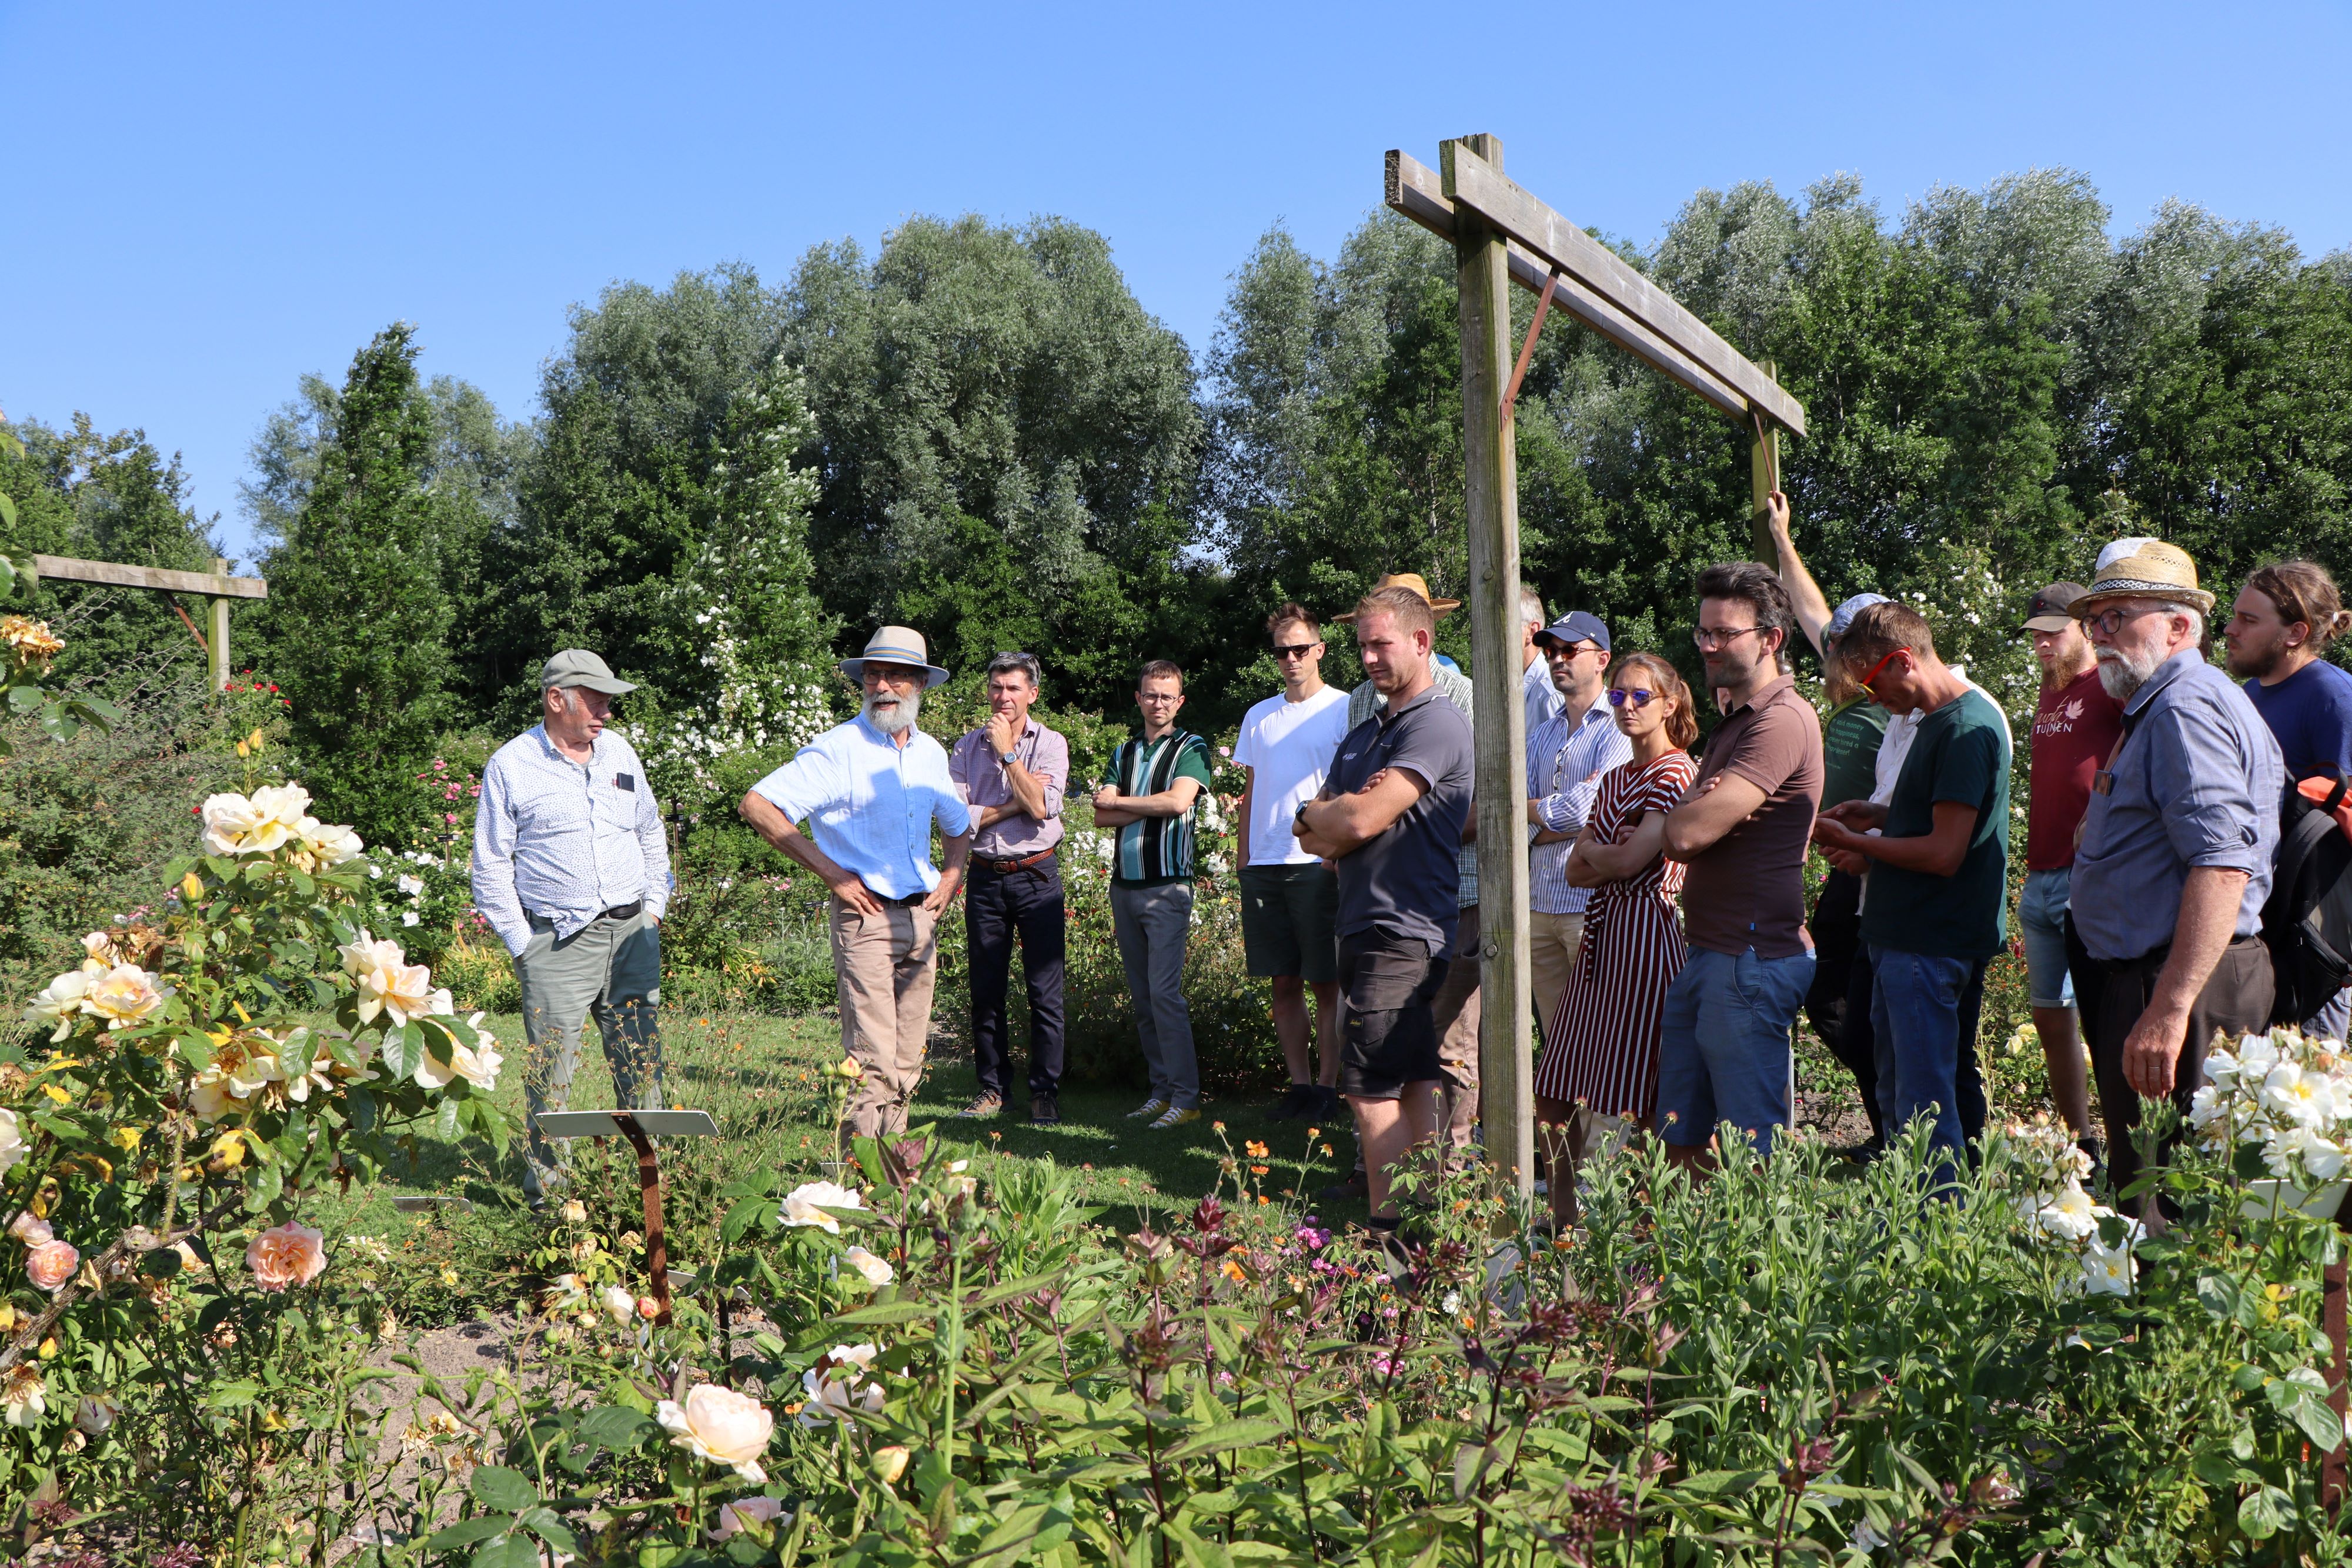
(1318, 1169, 1369, 1204)
(1265, 1085, 1311, 1122)
(1149, 1105, 1202, 1129)
(957, 1094, 1004, 1119)
(1125, 1098, 1170, 1120)
(1030, 1094, 1061, 1126)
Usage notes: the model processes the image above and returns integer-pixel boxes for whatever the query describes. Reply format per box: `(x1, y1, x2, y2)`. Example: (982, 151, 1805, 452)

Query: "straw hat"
(1331, 572, 1462, 624)
(2073, 538, 2214, 615)
(837, 626, 951, 688)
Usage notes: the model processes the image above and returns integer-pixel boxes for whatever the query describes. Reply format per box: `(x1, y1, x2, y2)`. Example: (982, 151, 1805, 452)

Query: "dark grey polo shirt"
(1328, 682, 1475, 955)
(2070, 649, 2284, 961)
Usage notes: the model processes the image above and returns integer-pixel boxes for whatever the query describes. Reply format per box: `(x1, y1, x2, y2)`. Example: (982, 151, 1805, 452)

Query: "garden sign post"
(1385, 136, 1807, 1195)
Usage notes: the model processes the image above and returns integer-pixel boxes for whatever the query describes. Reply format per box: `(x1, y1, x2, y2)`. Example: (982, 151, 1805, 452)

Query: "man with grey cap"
(473, 650, 673, 1206)
(740, 627, 974, 1139)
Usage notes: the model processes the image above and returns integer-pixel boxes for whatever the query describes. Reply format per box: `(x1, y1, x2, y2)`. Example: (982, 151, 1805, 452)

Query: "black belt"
(528, 901, 641, 925)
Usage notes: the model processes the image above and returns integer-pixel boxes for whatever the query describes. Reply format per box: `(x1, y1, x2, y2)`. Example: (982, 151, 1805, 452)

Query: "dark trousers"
(1841, 940, 1988, 1151)
(966, 858, 1067, 1100)
(2068, 917, 2273, 1204)
(1808, 871, 1877, 1141)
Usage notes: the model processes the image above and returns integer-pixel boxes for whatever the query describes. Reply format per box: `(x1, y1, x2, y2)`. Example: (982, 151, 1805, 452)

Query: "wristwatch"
(1292, 802, 1313, 835)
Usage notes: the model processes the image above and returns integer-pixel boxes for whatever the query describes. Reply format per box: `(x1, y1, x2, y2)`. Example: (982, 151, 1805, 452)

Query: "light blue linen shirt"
(1522, 656, 1566, 740)
(1526, 701, 1633, 916)
(750, 716, 974, 901)
(472, 725, 672, 958)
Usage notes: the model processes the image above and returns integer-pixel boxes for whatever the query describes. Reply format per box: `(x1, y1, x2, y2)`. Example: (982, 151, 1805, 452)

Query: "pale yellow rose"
(23, 970, 95, 1042)
(711, 1496, 789, 1542)
(238, 784, 314, 854)
(0, 1366, 44, 1429)
(26, 1240, 78, 1293)
(81, 964, 171, 1030)
(199, 791, 269, 855)
(9, 1213, 52, 1246)
(291, 817, 363, 871)
(656, 1383, 775, 1482)
(245, 1222, 327, 1292)
(2, 615, 65, 668)
(837, 1245, 895, 1287)
(871, 1445, 911, 1485)
(79, 932, 121, 966)
(0, 1112, 19, 1179)
(414, 1035, 503, 1092)
(339, 930, 437, 1026)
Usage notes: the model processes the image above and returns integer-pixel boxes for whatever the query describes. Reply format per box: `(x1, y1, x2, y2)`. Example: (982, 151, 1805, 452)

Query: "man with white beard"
(2067, 541, 2283, 1213)
(741, 627, 974, 1139)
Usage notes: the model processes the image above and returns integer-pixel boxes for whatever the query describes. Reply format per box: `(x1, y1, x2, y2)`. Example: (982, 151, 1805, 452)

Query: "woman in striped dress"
(1534, 651, 1699, 1225)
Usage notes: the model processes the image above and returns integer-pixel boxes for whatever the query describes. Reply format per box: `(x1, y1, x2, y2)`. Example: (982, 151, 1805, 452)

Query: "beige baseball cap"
(540, 649, 637, 694)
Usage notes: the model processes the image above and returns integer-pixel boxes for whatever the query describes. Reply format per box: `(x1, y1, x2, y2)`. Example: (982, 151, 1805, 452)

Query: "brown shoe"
(1030, 1094, 1061, 1125)
(957, 1094, 1004, 1119)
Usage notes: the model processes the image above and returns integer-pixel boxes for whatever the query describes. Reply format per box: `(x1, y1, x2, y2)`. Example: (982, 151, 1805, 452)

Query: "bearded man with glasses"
(2064, 540, 2282, 1218)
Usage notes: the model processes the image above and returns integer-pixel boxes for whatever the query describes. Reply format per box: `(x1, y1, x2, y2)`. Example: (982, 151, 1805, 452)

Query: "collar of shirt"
(1730, 674, 1799, 716)
(1378, 682, 1446, 726)
(534, 724, 604, 767)
(2123, 648, 2203, 722)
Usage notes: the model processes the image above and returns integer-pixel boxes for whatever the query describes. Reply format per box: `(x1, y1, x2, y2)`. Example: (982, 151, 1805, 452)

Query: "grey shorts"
(1239, 862, 1340, 983)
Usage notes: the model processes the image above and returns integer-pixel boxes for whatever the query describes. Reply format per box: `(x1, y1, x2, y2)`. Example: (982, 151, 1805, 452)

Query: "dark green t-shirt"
(1859, 688, 2010, 959)
(1820, 698, 1890, 813)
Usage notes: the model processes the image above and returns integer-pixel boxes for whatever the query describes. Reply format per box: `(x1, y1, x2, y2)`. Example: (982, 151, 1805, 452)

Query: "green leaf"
(1162, 1418, 1287, 1462)
(470, 1464, 539, 1513)
(2239, 1484, 2295, 1539)
(382, 1024, 423, 1083)
(517, 1508, 579, 1553)
(206, 1379, 260, 1410)
(469, 1535, 540, 1568)
(2287, 1388, 2345, 1452)
(424, 1518, 511, 1549)
(577, 1405, 654, 1452)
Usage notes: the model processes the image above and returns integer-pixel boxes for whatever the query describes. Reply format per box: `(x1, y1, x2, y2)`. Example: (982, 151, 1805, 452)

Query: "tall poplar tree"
(262, 323, 452, 837)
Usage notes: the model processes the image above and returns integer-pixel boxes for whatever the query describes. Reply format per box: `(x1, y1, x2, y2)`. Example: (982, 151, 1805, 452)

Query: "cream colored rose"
(24, 969, 95, 1042)
(245, 1222, 327, 1292)
(656, 1383, 775, 1482)
(82, 964, 171, 1030)
(296, 818, 363, 868)
(74, 1395, 115, 1436)
(779, 1180, 862, 1234)
(797, 1343, 886, 1428)
(339, 930, 438, 1027)
(26, 1240, 78, 1293)
(415, 1035, 503, 1092)
(871, 1444, 911, 1485)
(838, 1245, 894, 1287)
(0, 1366, 44, 1429)
(8, 1213, 51, 1246)
(711, 1496, 789, 1542)
(599, 1285, 636, 1324)
(0, 1111, 20, 1179)
(200, 785, 313, 856)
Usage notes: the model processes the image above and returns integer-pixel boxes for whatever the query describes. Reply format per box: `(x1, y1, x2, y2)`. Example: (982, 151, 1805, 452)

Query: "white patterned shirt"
(472, 725, 673, 958)
(749, 716, 974, 902)
(1526, 701, 1633, 915)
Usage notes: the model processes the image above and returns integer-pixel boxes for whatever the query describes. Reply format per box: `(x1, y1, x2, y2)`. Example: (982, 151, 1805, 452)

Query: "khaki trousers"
(1529, 910, 1586, 1037)
(518, 911, 664, 1201)
(831, 897, 941, 1139)
(1435, 904, 1484, 1149)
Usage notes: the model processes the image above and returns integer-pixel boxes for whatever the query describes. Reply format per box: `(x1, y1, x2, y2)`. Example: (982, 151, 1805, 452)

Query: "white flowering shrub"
(2190, 1027, 2352, 1200)
(1992, 1116, 2142, 1296)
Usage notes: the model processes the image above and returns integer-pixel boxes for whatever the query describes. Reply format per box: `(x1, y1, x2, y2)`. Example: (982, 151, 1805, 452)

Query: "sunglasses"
(1271, 642, 1321, 660)
(1855, 646, 1910, 688)
(1605, 687, 1660, 708)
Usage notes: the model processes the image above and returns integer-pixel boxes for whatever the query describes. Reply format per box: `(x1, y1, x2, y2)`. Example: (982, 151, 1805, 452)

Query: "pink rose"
(245, 1222, 326, 1292)
(26, 1240, 78, 1292)
(8, 1213, 52, 1247)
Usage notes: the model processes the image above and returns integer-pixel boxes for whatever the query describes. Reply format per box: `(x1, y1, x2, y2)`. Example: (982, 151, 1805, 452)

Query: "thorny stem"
(0, 1191, 242, 1372)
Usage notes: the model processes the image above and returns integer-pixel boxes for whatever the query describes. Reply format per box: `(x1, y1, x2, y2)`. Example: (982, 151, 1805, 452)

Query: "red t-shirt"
(2026, 668, 2124, 871)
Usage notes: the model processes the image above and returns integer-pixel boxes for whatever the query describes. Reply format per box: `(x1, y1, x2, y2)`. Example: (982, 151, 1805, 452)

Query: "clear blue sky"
(4, 0, 2347, 564)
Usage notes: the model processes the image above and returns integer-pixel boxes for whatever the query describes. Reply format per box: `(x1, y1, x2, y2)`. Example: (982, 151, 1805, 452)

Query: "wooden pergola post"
(29, 554, 265, 692)
(1445, 133, 1537, 1199)
(1385, 138, 1806, 1197)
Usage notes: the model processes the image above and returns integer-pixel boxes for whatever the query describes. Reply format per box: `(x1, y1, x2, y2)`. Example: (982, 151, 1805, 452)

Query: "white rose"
(600, 1285, 636, 1324)
(2082, 1239, 2136, 1297)
(779, 1180, 862, 1234)
(656, 1383, 774, 1482)
(396, 874, 425, 898)
(81, 964, 172, 1030)
(23, 971, 95, 1042)
(2032, 1182, 2099, 1246)
(797, 1343, 886, 1427)
(840, 1245, 894, 1287)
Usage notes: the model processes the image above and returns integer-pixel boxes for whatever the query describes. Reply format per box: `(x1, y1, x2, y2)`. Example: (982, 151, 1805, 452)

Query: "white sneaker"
(1125, 1098, 1169, 1120)
(1149, 1105, 1202, 1129)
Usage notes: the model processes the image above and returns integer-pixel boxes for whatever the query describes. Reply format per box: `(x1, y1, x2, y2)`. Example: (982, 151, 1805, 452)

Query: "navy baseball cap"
(1535, 611, 1611, 653)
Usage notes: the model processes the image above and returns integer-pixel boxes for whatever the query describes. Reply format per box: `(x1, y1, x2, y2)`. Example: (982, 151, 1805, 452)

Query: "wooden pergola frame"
(29, 553, 265, 691)
(1384, 135, 1808, 1196)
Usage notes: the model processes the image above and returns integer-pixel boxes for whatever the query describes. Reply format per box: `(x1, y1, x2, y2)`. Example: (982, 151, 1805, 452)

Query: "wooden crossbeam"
(1444, 145, 1806, 436)
(1387, 152, 1753, 426)
(33, 554, 266, 600)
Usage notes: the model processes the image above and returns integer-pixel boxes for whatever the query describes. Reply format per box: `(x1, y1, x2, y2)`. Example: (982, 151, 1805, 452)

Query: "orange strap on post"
(1500, 268, 1561, 426)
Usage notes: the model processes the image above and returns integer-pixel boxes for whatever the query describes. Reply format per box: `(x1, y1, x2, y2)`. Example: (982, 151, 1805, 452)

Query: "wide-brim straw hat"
(1332, 572, 1463, 624)
(2072, 538, 2214, 616)
(838, 626, 951, 688)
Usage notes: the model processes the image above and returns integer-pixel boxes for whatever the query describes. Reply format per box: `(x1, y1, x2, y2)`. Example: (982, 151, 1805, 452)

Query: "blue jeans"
(1657, 945, 1813, 1156)
(1869, 945, 1987, 1161)
(2017, 868, 2075, 1010)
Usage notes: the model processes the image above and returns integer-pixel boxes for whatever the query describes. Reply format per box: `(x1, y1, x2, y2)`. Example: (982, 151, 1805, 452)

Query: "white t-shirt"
(1233, 684, 1354, 865)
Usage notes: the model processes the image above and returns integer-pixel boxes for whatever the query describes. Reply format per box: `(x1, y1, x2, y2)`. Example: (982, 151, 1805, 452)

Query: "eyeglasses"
(1855, 646, 1910, 689)
(1605, 688, 1659, 708)
(1693, 624, 1765, 650)
(2076, 606, 2162, 638)
(1271, 643, 1321, 660)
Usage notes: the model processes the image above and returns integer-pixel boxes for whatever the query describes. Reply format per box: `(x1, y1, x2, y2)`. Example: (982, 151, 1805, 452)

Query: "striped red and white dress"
(1533, 751, 1698, 1121)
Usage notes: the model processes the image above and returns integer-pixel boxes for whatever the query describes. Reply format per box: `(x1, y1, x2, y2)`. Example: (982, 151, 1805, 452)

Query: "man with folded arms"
(740, 627, 973, 1140)
(1525, 611, 1631, 1037)
(473, 650, 673, 1209)
(949, 651, 1071, 1126)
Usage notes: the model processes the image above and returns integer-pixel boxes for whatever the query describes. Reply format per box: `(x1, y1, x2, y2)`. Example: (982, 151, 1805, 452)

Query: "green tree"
(258, 323, 452, 837)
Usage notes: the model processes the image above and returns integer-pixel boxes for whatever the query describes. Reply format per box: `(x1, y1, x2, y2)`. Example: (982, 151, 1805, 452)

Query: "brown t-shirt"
(1679, 676, 1824, 959)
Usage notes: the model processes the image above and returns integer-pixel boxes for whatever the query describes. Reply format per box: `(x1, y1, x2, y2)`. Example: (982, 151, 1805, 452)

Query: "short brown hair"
(1353, 585, 1435, 640)
(1835, 601, 1937, 678)
(1266, 602, 1319, 640)
(1609, 653, 1699, 750)
(2247, 561, 2352, 651)
(1693, 560, 1797, 652)
(1137, 659, 1184, 691)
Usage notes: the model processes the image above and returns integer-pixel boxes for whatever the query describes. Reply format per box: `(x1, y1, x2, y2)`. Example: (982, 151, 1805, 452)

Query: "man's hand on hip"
(921, 870, 964, 917)
(830, 874, 884, 917)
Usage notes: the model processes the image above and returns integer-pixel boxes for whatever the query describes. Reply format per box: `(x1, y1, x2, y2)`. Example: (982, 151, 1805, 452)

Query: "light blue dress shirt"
(472, 725, 672, 958)
(1522, 656, 1566, 740)
(1526, 701, 1633, 915)
(750, 716, 975, 900)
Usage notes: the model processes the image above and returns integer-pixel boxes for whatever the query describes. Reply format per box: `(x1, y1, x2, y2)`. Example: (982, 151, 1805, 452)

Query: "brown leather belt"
(974, 850, 1057, 875)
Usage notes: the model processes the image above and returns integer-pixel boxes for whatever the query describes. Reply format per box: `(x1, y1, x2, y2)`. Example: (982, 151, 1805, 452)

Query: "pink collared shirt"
(948, 717, 1070, 858)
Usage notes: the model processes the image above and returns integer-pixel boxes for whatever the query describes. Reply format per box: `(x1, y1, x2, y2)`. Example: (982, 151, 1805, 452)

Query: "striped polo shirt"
(1110, 729, 1214, 885)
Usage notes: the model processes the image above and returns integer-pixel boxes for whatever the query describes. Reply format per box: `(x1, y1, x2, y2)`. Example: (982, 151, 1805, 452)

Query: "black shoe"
(958, 1094, 1004, 1119)
(1265, 1085, 1311, 1122)
(1305, 1085, 1342, 1121)
(1318, 1170, 1369, 1204)
(1030, 1094, 1060, 1126)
